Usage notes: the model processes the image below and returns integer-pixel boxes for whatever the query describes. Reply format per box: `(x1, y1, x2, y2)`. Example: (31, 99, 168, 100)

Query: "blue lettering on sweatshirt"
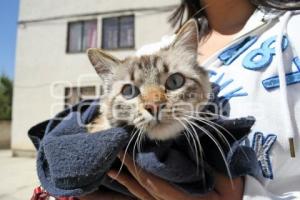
(210, 71, 248, 100)
(243, 36, 289, 70)
(218, 36, 258, 66)
(262, 57, 300, 90)
(252, 132, 277, 179)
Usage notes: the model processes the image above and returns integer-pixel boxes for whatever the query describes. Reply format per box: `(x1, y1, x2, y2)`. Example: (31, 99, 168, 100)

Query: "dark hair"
(169, 0, 300, 38)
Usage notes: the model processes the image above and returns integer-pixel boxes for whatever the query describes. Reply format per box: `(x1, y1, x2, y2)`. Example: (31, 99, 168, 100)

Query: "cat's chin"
(145, 120, 185, 141)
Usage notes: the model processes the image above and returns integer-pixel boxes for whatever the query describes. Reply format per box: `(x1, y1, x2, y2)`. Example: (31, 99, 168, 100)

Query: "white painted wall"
(12, 0, 179, 154)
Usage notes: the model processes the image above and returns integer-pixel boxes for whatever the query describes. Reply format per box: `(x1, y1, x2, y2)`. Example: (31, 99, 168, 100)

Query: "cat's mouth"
(149, 118, 169, 127)
(146, 112, 175, 128)
(143, 119, 184, 140)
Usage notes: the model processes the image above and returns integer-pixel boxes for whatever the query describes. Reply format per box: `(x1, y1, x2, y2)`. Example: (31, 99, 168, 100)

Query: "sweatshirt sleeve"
(243, 175, 276, 200)
(243, 175, 300, 200)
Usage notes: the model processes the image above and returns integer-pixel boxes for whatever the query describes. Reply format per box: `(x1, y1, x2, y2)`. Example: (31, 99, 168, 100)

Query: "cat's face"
(88, 20, 211, 140)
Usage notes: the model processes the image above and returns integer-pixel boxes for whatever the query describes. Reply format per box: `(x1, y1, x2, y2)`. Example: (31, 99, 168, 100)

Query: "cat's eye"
(165, 73, 185, 90)
(121, 84, 140, 99)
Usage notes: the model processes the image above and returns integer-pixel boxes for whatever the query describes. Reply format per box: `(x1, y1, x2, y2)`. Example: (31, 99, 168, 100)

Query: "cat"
(86, 19, 211, 141)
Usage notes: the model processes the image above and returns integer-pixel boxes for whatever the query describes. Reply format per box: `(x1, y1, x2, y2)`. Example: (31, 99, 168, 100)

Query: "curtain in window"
(102, 18, 119, 49)
(83, 20, 97, 50)
(68, 22, 82, 52)
(119, 16, 134, 48)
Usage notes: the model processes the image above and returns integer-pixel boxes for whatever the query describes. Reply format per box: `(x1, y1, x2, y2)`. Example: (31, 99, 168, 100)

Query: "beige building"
(12, 0, 179, 156)
(0, 120, 11, 149)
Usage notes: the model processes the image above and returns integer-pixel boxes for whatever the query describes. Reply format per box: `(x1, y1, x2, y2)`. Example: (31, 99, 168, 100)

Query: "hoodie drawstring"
(275, 11, 296, 158)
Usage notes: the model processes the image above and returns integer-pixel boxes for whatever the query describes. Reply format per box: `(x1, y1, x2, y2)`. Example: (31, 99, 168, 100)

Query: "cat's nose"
(144, 103, 166, 116)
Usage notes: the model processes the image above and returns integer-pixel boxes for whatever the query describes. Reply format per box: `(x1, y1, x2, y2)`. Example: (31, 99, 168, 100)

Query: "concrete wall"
(19, 0, 179, 21)
(12, 0, 179, 155)
(0, 120, 11, 149)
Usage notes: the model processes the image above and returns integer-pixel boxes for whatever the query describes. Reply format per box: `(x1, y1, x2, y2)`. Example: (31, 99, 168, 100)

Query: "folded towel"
(28, 84, 260, 197)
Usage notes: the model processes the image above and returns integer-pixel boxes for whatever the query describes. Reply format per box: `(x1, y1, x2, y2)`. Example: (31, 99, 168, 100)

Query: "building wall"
(0, 120, 11, 149)
(19, 0, 179, 21)
(12, 0, 179, 154)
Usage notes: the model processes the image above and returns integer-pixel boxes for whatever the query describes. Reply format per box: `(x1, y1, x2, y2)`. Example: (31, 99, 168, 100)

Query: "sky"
(0, 0, 19, 79)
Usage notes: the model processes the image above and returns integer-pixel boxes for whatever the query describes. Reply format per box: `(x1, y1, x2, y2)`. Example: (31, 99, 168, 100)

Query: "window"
(102, 15, 134, 50)
(64, 86, 96, 108)
(67, 20, 97, 53)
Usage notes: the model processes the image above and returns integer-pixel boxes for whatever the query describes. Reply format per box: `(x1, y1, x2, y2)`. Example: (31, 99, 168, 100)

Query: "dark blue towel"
(28, 84, 260, 198)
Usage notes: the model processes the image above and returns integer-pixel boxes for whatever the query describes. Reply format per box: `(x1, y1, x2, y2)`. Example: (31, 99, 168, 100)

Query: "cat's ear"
(87, 48, 120, 78)
(171, 19, 199, 54)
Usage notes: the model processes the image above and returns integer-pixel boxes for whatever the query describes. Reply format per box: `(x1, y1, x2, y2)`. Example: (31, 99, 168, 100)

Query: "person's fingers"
(213, 173, 244, 199)
(79, 190, 133, 200)
(117, 152, 189, 200)
(107, 170, 157, 200)
(118, 152, 242, 200)
(117, 151, 143, 179)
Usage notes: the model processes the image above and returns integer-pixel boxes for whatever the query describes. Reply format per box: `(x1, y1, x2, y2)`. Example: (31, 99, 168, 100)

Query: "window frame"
(66, 19, 98, 53)
(64, 86, 97, 108)
(101, 15, 135, 50)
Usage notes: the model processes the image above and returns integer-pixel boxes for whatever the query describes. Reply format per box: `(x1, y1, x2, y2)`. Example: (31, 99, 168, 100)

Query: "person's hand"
(107, 151, 244, 200)
(79, 189, 135, 200)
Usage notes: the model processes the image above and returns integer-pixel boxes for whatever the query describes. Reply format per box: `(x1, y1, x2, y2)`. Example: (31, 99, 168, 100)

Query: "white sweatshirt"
(137, 7, 300, 200)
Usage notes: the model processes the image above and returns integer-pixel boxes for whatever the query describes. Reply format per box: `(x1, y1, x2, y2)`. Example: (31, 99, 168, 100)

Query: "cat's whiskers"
(197, 114, 240, 143)
(137, 126, 146, 153)
(175, 117, 201, 173)
(185, 114, 249, 161)
(177, 121, 193, 150)
(184, 110, 222, 118)
(132, 127, 145, 176)
(185, 114, 233, 155)
(175, 117, 207, 188)
(116, 127, 140, 178)
(184, 110, 244, 147)
(183, 117, 234, 184)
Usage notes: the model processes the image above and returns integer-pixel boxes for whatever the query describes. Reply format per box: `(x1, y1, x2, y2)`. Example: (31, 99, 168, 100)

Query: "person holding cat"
(81, 0, 300, 199)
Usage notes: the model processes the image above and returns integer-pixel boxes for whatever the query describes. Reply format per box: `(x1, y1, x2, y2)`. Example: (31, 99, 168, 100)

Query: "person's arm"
(79, 189, 135, 200)
(106, 152, 244, 200)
